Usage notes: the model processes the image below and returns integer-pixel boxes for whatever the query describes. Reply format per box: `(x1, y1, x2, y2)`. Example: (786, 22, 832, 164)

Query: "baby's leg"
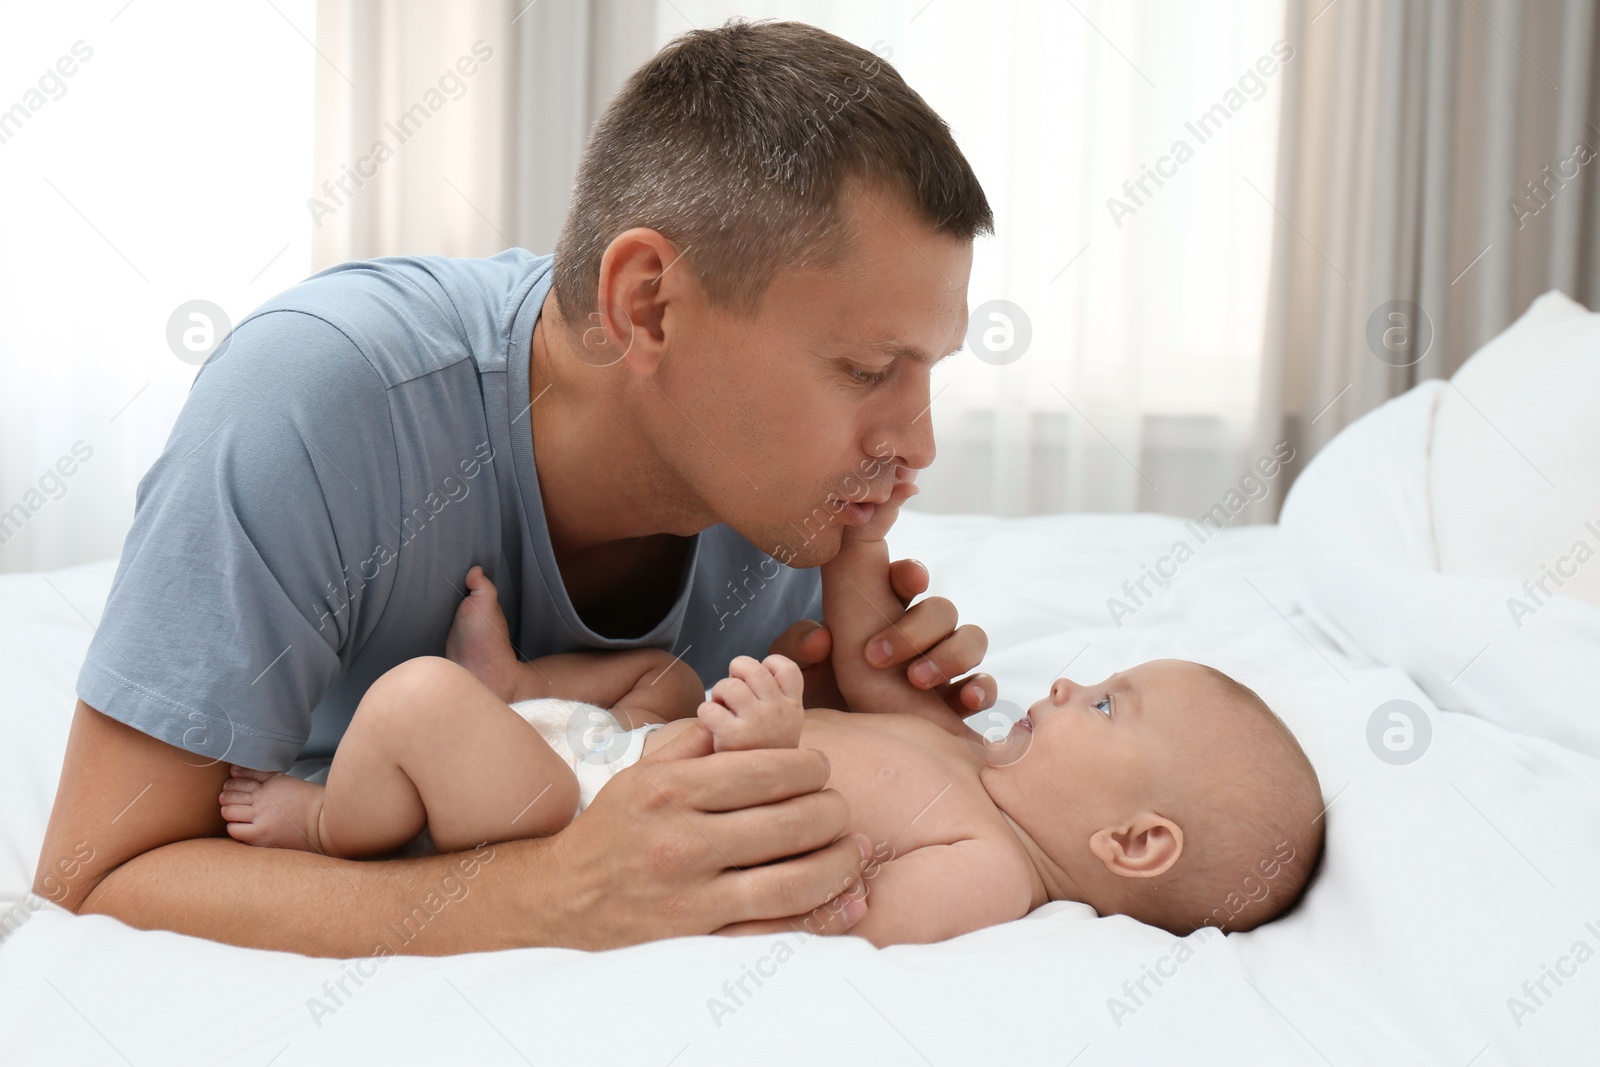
(221, 656, 580, 857)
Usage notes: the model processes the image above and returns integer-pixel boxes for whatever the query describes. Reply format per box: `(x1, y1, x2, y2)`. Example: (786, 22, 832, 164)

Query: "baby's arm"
(832, 837, 1035, 947)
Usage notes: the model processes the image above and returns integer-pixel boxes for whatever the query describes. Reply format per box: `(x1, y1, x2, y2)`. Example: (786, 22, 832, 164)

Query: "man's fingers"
(886, 557, 930, 604)
(711, 833, 870, 929)
(864, 595, 958, 672)
(638, 718, 716, 763)
(768, 619, 831, 668)
(654, 746, 833, 812)
(940, 671, 998, 715)
(714, 883, 869, 938)
(703, 790, 853, 868)
(903, 621, 989, 692)
(772, 623, 843, 710)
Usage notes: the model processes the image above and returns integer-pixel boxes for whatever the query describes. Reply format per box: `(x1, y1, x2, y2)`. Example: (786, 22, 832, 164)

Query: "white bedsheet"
(1, 507, 1597, 1065)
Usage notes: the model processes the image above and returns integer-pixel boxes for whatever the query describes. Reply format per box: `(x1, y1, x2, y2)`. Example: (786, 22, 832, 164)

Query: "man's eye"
(1093, 697, 1112, 717)
(847, 364, 891, 386)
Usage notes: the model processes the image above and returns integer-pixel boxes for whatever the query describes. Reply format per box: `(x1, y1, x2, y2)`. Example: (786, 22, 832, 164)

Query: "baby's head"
(980, 659, 1323, 935)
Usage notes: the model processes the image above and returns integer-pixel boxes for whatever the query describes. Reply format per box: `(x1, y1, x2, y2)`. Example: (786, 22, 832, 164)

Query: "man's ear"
(1087, 813, 1183, 880)
(590, 227, 690, 377)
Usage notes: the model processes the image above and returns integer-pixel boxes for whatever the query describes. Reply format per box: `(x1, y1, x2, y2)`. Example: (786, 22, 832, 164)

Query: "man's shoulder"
(236, 249, 554, 387)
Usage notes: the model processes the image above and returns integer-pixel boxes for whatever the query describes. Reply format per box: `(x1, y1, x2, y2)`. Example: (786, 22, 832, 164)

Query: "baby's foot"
(698, 654, 805, 751)
(219, 766, 329, 854)
(445, 565, 519, 703)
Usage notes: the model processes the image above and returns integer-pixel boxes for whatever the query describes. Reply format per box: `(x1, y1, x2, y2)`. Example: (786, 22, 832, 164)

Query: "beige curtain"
(311, 0, 656, 267)
(1250, 0, 1600, 520)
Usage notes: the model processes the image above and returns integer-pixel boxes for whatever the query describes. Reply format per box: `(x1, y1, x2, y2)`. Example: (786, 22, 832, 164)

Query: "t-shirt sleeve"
(75, 309, 401, 770)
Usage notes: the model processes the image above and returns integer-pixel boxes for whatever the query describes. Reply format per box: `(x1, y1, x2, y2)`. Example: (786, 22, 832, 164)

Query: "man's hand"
(39, 699, 868, 956)
(548, 720, 873, 943)
(770, 560, 995, 720)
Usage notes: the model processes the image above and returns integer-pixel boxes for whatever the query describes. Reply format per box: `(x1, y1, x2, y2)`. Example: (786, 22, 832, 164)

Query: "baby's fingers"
(762, 654, 804, 702)
(709, 676, 755, 707)
(696, 698, 736, 734)
(727, 656, 781, 701)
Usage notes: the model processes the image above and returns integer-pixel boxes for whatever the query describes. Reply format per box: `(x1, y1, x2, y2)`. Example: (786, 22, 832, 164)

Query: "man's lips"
(833, 500, 877, 526)
(827, 491, 891, 526)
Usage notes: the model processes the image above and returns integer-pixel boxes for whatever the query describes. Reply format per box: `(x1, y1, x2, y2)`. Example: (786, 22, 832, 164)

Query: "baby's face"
(980, 659, 1225, 870)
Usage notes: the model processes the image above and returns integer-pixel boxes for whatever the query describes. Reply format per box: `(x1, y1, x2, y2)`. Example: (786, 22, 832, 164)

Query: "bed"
(2, 296, 1597, 1065)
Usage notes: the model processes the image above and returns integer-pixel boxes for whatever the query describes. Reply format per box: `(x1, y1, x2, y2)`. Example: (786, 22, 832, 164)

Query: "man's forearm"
(78, 834, 562, 957)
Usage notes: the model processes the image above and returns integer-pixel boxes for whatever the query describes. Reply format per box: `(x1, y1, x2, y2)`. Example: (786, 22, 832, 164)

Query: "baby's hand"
(697, 654, 805, 751)
(444, 566, 519, 704)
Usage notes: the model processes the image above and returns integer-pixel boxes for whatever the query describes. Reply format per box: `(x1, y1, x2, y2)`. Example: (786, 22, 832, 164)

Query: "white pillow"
(1431, 290, 1600, 610)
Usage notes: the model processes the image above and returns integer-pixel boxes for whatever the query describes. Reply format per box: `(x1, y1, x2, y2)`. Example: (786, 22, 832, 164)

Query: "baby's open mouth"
(1015, 713, 1032, 733)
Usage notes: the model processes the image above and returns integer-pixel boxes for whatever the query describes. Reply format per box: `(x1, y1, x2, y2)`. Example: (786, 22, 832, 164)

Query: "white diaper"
(509, 697, 664, 812)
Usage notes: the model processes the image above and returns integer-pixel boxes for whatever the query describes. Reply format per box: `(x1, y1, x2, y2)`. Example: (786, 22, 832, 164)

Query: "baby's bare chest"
(798, 712, 1017, 863)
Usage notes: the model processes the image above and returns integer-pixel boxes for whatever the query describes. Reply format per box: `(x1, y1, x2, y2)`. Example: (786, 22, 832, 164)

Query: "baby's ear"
(1088, 814, 1183, 880)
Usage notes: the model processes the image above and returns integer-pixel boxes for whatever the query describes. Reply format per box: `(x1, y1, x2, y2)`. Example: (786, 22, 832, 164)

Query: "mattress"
(1, 500, 1595, 1065)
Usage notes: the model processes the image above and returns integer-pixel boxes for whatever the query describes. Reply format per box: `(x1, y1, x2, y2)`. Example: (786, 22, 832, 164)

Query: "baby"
(220, 485, 1325, 945)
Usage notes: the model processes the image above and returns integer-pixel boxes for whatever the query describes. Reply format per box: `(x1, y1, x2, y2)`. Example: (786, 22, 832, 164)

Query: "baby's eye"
(1093, 696, 1113, 717)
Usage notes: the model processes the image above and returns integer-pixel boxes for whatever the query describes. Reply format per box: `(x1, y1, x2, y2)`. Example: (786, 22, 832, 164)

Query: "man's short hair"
(553, 18, 994, 319)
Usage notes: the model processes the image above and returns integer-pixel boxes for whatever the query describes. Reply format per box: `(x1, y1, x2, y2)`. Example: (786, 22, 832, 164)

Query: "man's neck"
(527, 291, 710, 561)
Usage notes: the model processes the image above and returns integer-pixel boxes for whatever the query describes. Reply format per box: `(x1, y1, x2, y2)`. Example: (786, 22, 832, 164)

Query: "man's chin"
(741, 520, 844, 569)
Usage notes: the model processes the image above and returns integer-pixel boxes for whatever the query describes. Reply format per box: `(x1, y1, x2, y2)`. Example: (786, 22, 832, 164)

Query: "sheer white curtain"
(0, 1, 314, 573)
(661, 0, 1288, 519)
(310, 0, 656, 266)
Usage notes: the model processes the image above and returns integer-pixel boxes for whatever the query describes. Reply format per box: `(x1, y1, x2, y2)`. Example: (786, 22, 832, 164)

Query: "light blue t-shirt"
(76, 250, 821, 771)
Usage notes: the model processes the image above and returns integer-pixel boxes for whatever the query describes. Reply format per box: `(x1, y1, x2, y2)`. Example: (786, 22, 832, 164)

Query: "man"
(33, 19, 996, 955)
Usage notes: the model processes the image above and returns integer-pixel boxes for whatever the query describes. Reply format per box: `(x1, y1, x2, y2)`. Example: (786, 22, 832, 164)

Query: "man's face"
(655, 184, 973, 567)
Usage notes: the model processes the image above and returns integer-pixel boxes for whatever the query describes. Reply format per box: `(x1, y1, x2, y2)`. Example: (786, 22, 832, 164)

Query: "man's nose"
(876, 398, 937, 471)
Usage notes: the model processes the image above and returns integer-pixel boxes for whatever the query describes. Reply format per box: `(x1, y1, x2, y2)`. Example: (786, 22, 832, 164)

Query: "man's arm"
(34, 699, 873, 955)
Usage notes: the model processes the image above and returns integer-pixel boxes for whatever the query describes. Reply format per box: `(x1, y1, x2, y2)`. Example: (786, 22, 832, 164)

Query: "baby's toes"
(224, 815, 273, 847)
(219, 780, 258, 821)
(220, 802, 257, 825)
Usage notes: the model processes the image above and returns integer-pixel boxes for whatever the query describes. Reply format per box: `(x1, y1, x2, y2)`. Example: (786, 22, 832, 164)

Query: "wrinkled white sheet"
(1, 503, 1596, 1065)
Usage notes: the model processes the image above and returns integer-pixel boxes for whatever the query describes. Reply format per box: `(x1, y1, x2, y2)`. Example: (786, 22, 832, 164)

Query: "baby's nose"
(1050, 678, 1073, 705)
